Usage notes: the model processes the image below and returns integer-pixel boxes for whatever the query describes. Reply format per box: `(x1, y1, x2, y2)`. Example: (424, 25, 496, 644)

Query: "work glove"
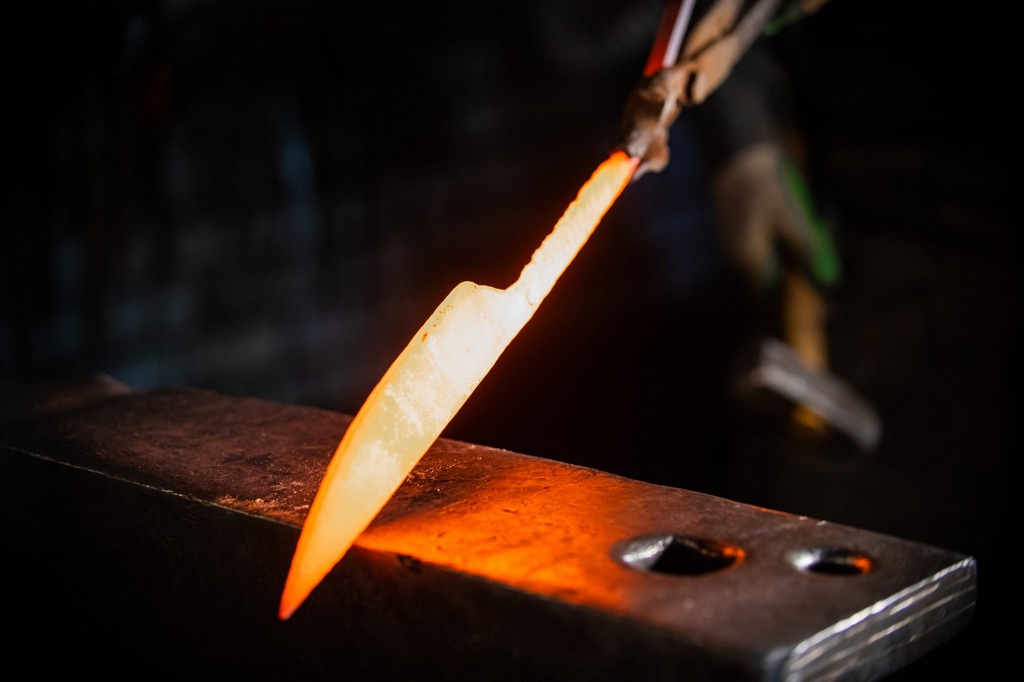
(712, 139, 839, 294)
(617, 0, 831, 179)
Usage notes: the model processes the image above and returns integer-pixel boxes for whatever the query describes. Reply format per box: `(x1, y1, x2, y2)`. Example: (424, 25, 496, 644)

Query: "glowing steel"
(279, 152, 638, 619)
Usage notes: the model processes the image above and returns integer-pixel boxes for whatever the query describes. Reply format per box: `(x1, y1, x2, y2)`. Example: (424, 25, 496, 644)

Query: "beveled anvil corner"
(1, 377, 975, 680)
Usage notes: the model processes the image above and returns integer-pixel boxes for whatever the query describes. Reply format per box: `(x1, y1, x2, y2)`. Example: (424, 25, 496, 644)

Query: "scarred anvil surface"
(1, 377, 974, 680)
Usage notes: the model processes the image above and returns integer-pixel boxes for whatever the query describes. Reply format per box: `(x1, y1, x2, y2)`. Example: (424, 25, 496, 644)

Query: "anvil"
(1, 375, 974, 680)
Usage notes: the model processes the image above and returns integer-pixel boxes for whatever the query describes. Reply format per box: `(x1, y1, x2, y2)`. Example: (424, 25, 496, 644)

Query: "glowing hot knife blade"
(279, 152, 638, 619)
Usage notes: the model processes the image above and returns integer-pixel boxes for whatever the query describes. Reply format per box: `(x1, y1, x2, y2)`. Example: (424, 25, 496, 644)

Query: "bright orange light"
(279, 152, 638, 619)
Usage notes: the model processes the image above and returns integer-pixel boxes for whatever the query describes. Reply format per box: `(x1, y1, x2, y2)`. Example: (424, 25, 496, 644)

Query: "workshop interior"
(2, 0, 1017, 679)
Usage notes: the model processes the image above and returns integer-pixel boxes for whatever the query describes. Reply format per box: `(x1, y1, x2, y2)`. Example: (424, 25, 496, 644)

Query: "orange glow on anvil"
(356, 450, 745, 623)
(279, 152, 638, 619)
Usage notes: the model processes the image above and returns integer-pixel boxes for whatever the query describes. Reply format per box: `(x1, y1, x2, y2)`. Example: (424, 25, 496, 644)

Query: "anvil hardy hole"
(615, 534, 742, 576)
(790, 547, 873, 576)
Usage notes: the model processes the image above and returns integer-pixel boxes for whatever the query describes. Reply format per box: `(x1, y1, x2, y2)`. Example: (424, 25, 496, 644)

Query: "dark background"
(2, 1, 1018, 678)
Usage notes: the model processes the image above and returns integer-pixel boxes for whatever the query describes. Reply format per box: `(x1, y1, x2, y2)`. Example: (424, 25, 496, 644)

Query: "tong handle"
(643, 0, 697, 76)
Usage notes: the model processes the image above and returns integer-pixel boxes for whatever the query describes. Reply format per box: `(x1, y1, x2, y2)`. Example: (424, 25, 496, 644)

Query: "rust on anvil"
(1, 382, 975, 680)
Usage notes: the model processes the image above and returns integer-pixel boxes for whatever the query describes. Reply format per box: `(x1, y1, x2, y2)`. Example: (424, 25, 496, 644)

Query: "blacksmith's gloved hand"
(616, 0, 831, 179)
(713, 139, 839, 294)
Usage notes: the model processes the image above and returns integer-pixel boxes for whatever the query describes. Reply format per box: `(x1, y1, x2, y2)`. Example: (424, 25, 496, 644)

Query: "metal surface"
(1, 377, 972, 680)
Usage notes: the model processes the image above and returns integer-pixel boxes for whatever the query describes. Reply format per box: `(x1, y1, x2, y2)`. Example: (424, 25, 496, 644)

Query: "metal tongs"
(618, 0, 817, 179)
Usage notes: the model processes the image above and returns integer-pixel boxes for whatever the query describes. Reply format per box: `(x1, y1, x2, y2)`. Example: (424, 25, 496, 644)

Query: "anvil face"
(1, 377, 974, 680)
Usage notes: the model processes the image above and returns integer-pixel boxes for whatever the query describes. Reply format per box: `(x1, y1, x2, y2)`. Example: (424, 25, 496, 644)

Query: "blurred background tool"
(736, 336, 881, 452)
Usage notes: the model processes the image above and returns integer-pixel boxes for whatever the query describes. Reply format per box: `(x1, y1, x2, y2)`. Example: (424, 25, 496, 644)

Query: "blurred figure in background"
(616, 0, 868, 447)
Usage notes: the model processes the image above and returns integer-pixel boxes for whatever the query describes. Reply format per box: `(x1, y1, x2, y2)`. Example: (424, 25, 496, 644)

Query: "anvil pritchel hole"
(790, 547, 874, 576)
(615, 534, 742, 576)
